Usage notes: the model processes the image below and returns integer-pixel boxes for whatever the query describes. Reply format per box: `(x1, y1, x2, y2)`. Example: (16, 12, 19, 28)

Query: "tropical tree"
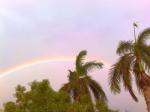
(4, 79, 115, 112)
(109, 23, 150, 112)
(15, 85, 27, 112)
(60, 50, 107, 109)
(67, 95, 94, 112)
(4, 102, 16, 112)
(4, 80, 71, 112)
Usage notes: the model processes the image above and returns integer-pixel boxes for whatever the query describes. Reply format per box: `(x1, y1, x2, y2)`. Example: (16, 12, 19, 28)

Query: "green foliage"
(60, 50, 107, 104)
(116, 40, 133, 55)
(67, 95, 94, 112)
(109, 26, 150, 102)
(4, 80, 117, 112)
(75, 50, 103, 75)
(96, 100, 118, 112)
(4, 102, 16, 112)
(4, 80, 71, 112)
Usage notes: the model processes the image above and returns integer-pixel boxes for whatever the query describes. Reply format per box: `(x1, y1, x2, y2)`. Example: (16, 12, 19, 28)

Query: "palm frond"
(68, 70, 77, 81)
(109, 54, 138, 101)
(134, 72, 145, 94)
(139, 45, 150, 57)
(83, 61, 103, 73)
(59, 83, 71, 93)
(109, 63, 121, 94)
(88, 77, 107, 102)
(122, 71, 138, 102)
(133, 60, 150, 92)
(132, 59, 144, 94)
(138, 46, 150, 70)
(118, 54, 138, 102)
(109, 54, 132, 93)
(137, 28, 150, 44)
(76, 50, 87, 71)
(79, 78, 90, 95)
(121, 55, 133, 90)
(128, 87, 138, 102)
(117, 40, 133, 55)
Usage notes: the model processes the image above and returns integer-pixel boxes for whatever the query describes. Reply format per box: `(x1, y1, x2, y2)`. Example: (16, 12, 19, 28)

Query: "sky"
(0, 0, 150, 111)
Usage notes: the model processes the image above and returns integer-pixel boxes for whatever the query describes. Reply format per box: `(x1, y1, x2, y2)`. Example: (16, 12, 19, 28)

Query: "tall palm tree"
(60, 50, 107, 103)
(109, 23, 150, 112)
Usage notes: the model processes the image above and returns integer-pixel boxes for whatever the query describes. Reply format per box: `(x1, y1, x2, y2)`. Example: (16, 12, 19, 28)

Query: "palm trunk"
(70, 89, 74, 103)
(143, 86, 150, 112)
(87, 86, 98, 112)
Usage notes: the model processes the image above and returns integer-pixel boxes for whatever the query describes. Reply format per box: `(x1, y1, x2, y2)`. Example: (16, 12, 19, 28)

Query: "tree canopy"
(4, 79, 117, 112)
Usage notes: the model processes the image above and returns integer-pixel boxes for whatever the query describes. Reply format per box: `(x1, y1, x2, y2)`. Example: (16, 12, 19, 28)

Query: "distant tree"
(109, 24, 150, 112)
(4, 102, 16, 112)
(4, 80, 71, 112)
(14, 85, 27, 112)
(4, 79, 118, 112)
(27, 80, 70, 112)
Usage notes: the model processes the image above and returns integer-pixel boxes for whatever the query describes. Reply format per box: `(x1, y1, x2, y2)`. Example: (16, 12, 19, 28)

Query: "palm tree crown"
(75, 50, 103, 76)
(60, 50, 107, 103)
(109, 25, 150, 102)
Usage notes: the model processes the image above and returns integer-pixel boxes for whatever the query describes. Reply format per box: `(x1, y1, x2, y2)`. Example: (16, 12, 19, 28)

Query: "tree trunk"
(143, 86, 150, 112)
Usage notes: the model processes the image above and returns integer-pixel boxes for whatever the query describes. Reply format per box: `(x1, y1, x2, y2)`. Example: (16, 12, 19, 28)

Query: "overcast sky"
(0, 0, 150, 111)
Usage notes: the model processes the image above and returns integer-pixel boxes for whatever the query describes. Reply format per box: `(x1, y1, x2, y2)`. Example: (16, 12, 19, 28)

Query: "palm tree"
(60, 50, 107, 104)
(109, 23, 150, 112)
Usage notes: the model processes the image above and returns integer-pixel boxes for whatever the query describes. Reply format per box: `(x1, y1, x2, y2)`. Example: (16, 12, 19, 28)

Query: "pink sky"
(0, 0, 150, 111)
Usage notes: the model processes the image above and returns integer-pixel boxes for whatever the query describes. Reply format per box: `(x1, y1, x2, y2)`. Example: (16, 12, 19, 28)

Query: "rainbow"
(0, 57, 110, 78)
(0, 57, 75, 78)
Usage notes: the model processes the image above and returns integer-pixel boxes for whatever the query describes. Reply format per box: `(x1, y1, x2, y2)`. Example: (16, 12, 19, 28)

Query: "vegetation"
(4, 80, 116, 112)
(109, 23, 150, 112)
(60, 50, 108, 111)
(4, 80, 70, 112)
